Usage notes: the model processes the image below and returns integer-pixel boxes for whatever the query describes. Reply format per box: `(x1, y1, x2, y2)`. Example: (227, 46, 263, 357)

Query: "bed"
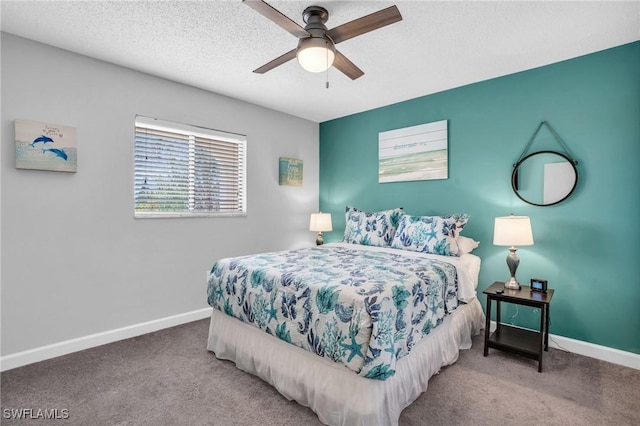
(206, 240, 485, 425)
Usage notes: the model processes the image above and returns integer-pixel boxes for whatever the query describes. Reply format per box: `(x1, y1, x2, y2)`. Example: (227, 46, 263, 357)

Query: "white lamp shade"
(493, 215, 534, 246)
(309, 212, 333, 232)
(297, 37, 335, 73)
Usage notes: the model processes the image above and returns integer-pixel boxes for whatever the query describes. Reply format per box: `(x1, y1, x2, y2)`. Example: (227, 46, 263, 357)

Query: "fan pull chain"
(325, 40, 330, 89)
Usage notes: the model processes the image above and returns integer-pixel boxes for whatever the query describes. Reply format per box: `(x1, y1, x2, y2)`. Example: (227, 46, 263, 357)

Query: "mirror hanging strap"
(515, 121, 579, 167)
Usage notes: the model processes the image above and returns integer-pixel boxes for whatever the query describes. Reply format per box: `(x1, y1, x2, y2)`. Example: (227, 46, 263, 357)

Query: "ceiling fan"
(243, 0, 403, 80)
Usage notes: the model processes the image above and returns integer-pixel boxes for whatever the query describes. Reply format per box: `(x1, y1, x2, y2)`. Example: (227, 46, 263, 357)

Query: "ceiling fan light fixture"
(296, 37, 335, 73)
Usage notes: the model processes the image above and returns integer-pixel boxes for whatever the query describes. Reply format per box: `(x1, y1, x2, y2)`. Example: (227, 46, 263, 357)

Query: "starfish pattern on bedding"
(353, 226, 363, 237)
(425, 224, 438, 241)
(430, 303, 440, 316)
(213, 285, 224, 301)
(340, 335, 364, 362)
(266, 302, 278, 323)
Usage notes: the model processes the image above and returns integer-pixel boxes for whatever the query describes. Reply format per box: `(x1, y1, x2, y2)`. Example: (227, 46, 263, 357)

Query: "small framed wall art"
(279, 157, 303, 186)
(15, 119, 77, 173)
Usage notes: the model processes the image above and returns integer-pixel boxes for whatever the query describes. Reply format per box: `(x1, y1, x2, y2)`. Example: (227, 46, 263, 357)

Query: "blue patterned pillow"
(343, 206, 403, 247)
(390, 214, 470, 256)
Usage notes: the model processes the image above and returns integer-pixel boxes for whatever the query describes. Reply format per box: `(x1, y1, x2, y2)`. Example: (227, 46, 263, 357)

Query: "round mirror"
(512, 151, 578, 206)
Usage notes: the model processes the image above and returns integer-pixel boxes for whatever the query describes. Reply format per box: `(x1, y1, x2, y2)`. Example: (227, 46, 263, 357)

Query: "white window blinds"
(134, 116, 246, 218)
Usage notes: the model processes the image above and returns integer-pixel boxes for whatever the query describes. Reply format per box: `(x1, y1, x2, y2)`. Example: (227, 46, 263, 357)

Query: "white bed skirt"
(207, 297, 485, 426)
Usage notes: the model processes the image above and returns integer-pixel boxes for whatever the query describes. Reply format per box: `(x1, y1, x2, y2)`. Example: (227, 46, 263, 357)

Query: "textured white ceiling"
(2, 1, 639, 123)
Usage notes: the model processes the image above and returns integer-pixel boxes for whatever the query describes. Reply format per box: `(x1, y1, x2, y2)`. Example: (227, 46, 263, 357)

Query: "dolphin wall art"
(30, 135, 54, 147)
(42, 148, 68, 161)
(15, 119, 77, 172)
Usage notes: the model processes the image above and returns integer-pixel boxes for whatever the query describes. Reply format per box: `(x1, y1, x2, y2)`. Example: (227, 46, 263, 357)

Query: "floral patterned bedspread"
(207, 244, 459, 380)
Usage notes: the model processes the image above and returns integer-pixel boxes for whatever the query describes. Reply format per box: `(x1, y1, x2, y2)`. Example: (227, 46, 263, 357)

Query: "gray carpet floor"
(2, 318, 639, 426)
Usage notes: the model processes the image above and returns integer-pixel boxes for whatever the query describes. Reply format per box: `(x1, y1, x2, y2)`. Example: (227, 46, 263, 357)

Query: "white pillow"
(457, 235, 479, 254)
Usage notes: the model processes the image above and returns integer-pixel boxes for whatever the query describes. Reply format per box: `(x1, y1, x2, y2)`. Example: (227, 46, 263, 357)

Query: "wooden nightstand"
(483, 281, 554, 372)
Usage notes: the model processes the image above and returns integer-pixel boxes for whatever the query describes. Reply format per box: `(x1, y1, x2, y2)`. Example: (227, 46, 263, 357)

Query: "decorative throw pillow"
(457, 235, 480, 254)
(390, 214, 470, 256)
(343, 206, 403, 247)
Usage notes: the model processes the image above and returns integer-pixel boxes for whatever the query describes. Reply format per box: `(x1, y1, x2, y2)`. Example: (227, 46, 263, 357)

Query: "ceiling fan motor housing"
(303, 6, 329, 27)
(303, 6, 334, 42)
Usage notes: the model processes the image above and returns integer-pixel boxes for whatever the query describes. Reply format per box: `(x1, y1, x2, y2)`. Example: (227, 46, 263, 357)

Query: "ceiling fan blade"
(243, 0, 309, 39)
(327, 5, 402, 45)
(253, 49, 297, 74)
(333, 50, 364, 80)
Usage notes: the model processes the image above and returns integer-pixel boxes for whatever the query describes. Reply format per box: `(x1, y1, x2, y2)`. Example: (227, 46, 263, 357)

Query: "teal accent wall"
(319, 42, 640, 354)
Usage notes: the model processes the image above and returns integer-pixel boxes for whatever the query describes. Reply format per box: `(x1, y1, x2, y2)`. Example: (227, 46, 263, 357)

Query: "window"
(134, 116, 246, 218)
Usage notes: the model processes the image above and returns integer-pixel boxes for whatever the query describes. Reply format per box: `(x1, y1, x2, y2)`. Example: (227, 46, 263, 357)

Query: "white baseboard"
(489, 321, 640, 370)
(0, 307, 213, 372)
(2, 311, 637, 373)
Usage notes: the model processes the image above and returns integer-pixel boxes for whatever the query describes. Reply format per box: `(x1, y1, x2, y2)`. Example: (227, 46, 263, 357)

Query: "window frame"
(134, 115, 247, 219)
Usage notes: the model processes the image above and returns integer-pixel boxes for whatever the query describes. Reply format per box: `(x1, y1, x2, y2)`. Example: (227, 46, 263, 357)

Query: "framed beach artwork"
(378, 120, 448, 183)
(15, 119, 77, 173)
(278, 157, 303, 186)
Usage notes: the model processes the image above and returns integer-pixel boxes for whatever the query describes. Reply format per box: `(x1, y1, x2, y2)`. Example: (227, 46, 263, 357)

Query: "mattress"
(207, 243, 480, 379)
(207, 297, 485, 426)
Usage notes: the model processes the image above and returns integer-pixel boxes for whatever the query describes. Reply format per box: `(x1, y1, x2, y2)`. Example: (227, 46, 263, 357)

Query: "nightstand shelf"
(488, 325, 540, 358)
(483, 281, 554, 372)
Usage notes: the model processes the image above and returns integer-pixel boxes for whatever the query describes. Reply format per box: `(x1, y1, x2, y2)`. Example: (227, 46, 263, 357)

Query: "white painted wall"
(0, 34, 319, 357)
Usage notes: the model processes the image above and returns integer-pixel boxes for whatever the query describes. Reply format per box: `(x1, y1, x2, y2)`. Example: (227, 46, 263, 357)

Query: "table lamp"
(493, 214, 534, 290)
(309, 212, 332, 245)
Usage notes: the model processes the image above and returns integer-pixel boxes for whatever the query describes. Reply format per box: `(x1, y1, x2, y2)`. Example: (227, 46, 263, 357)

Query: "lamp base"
(504, 247, 521, 290)
(504, 277, 521, 290)
(316, 232, 324, 246)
